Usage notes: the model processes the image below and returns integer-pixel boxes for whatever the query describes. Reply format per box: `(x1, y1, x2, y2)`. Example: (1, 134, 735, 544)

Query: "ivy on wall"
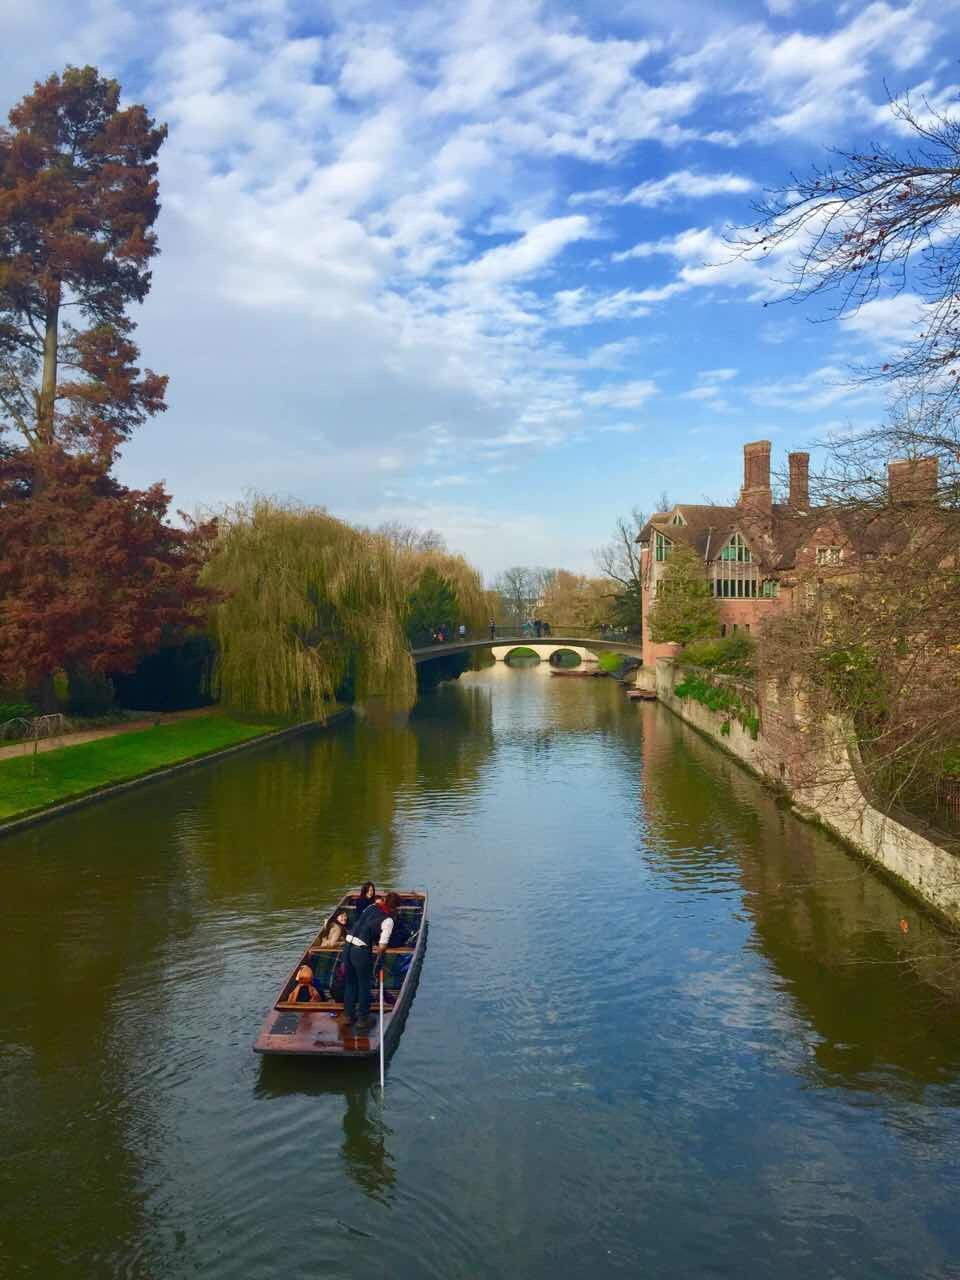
(672, 672, 760, 741)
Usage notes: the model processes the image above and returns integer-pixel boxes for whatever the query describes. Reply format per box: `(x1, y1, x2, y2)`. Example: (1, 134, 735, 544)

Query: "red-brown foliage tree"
(0, 448, 213, 708)
(0, 67, 212, 710)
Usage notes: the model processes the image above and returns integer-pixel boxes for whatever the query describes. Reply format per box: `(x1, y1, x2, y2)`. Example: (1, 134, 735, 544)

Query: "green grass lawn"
(597, 652, 627, 673)
(0, 713, 294, 821)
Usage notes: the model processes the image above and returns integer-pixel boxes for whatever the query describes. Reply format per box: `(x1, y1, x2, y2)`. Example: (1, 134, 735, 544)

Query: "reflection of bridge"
(410, 631, 643, 665)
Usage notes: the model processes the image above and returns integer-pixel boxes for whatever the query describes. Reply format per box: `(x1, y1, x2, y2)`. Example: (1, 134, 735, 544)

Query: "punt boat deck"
(253, 889, 427, 1058)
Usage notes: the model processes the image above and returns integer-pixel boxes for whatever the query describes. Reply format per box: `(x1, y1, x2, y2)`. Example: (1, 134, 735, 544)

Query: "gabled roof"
(638, 499, 914, 574)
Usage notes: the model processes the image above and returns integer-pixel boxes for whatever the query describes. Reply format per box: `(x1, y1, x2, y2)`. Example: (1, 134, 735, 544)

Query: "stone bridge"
(410, 632, 644, 665)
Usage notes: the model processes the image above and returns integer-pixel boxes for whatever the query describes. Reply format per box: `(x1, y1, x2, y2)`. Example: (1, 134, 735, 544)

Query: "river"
(2, 664, 960, 1279)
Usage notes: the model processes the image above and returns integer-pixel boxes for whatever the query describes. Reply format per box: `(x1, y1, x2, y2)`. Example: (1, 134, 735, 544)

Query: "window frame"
(654, 530, 674, 562)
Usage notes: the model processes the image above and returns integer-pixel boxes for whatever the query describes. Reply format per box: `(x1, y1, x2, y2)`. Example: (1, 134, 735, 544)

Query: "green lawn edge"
(0, 712, 322, 822)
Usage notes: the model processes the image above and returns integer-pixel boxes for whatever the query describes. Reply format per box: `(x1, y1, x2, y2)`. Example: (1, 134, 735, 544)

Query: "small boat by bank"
(626, 688, 657, 700)
(254, 889, 427, 1058)
(549, 668, 602, 677)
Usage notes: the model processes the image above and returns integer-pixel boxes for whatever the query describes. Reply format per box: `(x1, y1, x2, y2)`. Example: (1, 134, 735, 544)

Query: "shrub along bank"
(0, 713, 297, 822)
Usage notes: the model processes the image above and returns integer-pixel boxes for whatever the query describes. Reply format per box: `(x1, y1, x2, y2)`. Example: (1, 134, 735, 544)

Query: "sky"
(1, 0, 955, 576)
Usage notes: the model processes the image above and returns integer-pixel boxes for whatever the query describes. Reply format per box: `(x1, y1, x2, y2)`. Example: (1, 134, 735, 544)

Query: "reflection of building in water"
(638, 702, 960, 1092)
(341, 1084, 396, 1201)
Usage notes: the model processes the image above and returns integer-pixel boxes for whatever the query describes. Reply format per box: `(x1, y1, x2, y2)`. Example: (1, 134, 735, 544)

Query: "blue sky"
(1, 0, 954, 575)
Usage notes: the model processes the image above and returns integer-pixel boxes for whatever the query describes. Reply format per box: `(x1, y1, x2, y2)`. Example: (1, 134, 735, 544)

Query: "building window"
(760, 579, 780, 598)
(713, 566, 759, 597)
(815, 546, 842, 566)
(671, 512, 685, 526)
(721, 533, 752, 563)
(720, 624, 726, 637)
(654, 531, 673, 562)
(744, 623, 750, 633)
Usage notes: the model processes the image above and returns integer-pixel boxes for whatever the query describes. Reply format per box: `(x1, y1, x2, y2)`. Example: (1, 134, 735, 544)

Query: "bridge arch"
(490, 643, 600, 664)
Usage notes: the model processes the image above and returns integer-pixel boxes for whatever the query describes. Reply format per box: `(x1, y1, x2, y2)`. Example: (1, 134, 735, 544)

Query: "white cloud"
(839, 293, 929, 350)
(455, 216, 594, 285)
(340, 41, 408, 97)
(675, 1, 939, 142)
(624, 169, 755, 207)
(583, 379, 658, 409)
(746, 364, 870, 411)
(552, 287, 652, 326)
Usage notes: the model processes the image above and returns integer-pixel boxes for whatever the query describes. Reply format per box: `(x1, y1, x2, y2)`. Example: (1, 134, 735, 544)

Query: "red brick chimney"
(887, 457, 938, 503)
(788, 451, 809, 509)
(740, 440, 772, 512)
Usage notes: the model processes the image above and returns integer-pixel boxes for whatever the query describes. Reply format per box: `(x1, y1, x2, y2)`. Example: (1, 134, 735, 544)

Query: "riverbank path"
(0, 707, 213, 762)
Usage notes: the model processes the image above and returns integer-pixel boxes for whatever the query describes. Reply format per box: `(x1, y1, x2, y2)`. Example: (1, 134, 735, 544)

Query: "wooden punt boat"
(626, 688, 657, 700)
(253, 889, 428, 1058)
(549, 668, 601, 677)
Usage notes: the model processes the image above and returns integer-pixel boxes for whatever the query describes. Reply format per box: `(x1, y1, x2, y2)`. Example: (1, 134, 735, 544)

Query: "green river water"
(2, 663, 960, 1279)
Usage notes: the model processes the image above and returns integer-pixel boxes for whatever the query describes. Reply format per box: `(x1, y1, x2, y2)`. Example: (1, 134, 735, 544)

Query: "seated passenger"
(289, 964, 321, 1003)
(353, 880, 377, 920)
(317, 908, 350, 948)
(389, 913, 413, 947)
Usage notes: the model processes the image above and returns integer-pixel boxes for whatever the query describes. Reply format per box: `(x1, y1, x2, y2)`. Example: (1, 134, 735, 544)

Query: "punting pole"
(379, 969, 385, 1094)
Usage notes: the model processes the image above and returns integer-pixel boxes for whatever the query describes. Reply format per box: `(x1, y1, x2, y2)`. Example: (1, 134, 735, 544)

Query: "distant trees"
(595, 505, 666, 634)
(492, 566, 551, 625)
(538, 570, 612, 630)
(647, 545, 718, 646)
(375, 521, 447, 554)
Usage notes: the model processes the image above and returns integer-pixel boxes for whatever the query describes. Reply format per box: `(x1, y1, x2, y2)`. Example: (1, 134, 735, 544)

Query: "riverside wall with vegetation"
(655, 657, 960, 927)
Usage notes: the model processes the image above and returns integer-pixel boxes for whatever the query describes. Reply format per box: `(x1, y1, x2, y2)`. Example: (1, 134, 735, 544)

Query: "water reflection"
(637, 701, 960, 1096)
(255, 1064, 396, 1204)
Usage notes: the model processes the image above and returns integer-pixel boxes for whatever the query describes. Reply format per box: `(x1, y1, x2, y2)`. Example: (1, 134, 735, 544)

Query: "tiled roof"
(637, 501, 902, 573)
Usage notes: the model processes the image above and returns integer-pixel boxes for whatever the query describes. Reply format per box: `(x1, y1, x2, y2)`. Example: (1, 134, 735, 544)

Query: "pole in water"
(379, 968, 385, 1095)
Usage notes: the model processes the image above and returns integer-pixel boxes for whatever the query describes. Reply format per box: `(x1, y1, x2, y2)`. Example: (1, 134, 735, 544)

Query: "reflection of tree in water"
(639, 703, 960, 1095)
(0, 805, 190, 1274)
(341, 1084, 396, 1203)
(167, 687, 497, 910)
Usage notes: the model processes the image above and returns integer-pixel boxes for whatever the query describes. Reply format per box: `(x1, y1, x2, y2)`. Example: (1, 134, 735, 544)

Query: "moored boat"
(549, 668, 601, 677)
(254, 889, 428, 1058)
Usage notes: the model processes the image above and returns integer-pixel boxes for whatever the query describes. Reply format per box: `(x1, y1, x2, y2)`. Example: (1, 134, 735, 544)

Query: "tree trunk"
(37, 283, 60, 443)
(33, 672, 58, 715)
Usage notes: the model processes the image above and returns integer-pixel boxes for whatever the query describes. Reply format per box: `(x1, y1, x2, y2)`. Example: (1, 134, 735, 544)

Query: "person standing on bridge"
(458, 622, 466, 640)
(489, 618, 496, 640)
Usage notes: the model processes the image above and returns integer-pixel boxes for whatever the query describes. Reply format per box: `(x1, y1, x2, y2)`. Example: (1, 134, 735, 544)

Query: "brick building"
(637, 438, 937, 667)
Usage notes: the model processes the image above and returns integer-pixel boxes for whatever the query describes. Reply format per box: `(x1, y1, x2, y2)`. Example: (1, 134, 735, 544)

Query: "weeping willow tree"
(203, 498, 417, 718)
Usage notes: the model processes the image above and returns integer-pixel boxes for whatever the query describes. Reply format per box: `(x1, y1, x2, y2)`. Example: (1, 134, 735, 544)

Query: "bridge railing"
(411, 625, 641, 647)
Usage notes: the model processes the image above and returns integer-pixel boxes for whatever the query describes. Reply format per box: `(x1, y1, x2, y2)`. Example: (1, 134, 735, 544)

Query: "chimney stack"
(740, 440, 772, 512)
(788, 451, 809, 509)
(887, 457, 938, 504)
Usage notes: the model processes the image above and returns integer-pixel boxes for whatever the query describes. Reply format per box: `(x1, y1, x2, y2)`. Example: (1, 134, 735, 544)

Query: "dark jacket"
(351, 901, 390, 947)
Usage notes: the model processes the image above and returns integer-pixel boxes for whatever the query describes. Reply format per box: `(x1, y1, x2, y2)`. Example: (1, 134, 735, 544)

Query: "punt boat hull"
(254, 889, 428, 1059)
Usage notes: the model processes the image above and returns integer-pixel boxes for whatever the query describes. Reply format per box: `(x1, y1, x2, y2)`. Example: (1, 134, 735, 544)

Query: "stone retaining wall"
(656, 657, 960, 926)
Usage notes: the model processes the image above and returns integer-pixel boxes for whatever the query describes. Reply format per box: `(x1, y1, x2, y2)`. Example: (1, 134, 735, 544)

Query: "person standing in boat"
(340, 892, 400, 1030)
